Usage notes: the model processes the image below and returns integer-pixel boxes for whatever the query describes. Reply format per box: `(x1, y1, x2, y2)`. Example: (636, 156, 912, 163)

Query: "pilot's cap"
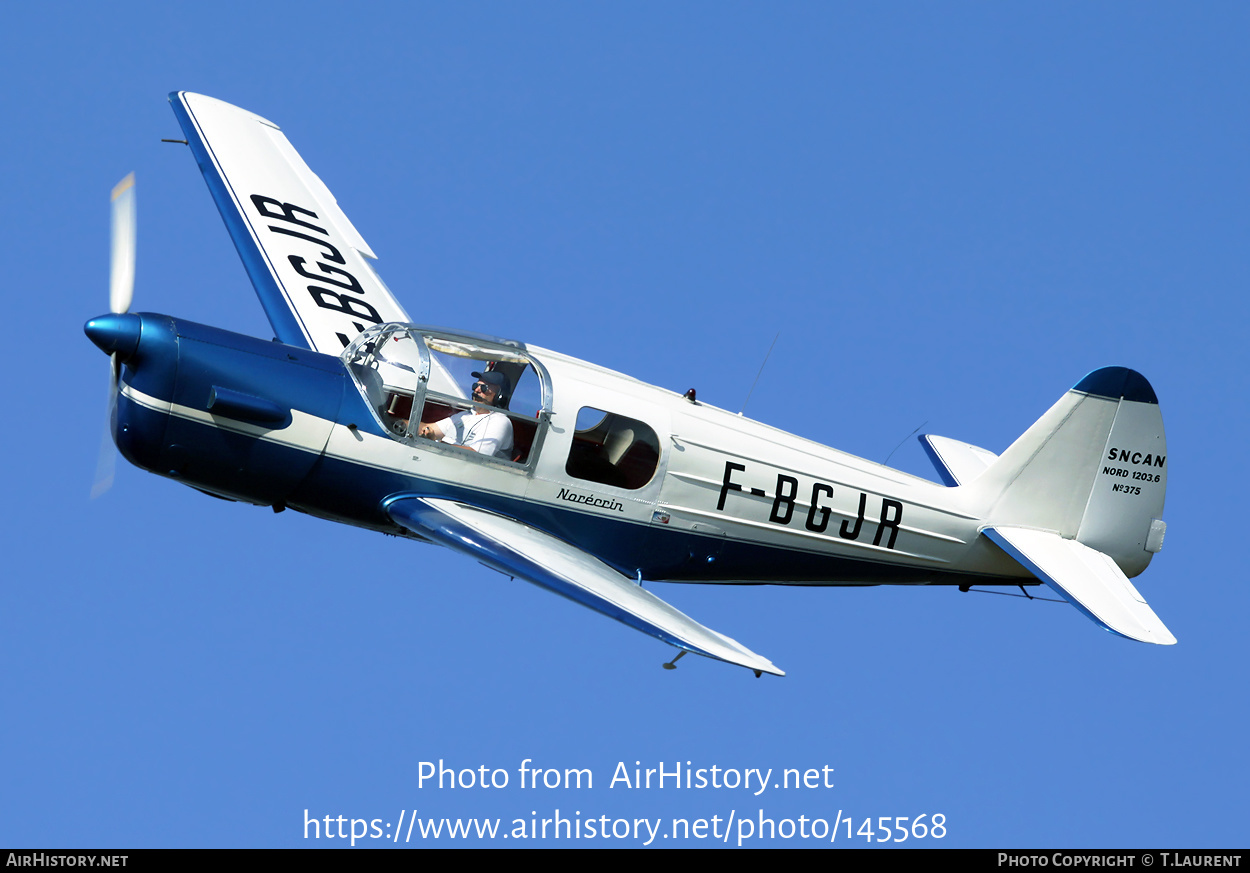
(471, 371, 507, 391)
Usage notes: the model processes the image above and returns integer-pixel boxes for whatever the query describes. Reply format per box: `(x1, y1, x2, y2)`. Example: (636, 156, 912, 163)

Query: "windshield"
(342, 324, 427, 438)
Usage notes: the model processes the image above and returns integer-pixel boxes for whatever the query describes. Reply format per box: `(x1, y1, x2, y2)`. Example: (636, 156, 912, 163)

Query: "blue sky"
(2, 2, 1246, 848)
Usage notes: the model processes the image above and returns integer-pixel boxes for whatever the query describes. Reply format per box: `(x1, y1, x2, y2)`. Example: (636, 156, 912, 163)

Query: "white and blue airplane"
(86, 93, 1174, 677)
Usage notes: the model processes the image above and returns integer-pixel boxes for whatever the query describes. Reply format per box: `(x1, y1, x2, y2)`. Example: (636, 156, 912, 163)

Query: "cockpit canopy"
(342, 324, 550, 464)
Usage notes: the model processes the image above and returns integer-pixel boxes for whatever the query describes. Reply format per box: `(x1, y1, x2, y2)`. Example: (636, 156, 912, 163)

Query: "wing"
(169, 92, 410, 353)
(984, 526, 1176, 645)
(385, 496, 784, 676)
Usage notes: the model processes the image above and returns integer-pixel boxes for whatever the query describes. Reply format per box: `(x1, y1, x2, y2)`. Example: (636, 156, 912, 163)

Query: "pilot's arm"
(417, 421, 445, 440)
(421, 414, 462, 445)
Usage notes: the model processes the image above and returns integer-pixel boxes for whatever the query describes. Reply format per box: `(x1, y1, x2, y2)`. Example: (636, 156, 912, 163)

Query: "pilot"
(417, 371, 514, 459)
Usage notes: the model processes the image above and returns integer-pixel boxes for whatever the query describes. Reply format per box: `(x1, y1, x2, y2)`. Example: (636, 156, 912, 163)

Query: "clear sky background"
(2, 2, 1246, 848)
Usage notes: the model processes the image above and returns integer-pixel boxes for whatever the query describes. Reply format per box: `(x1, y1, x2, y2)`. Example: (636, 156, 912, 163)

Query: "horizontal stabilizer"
(385, 496, 783, 675)
(919, 435, 999, 486)
(984, 526, 1175, 645)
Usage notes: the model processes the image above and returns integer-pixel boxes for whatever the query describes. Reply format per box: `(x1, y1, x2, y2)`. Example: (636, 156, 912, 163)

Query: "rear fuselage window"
(566, 407, 660, 490)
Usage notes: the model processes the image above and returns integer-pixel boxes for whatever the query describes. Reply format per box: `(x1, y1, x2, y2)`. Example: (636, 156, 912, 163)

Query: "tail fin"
(968, 367, 1167, 579)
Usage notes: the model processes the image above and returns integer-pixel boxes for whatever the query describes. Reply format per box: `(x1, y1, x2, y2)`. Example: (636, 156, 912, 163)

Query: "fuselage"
(98, 312, 1029, 589)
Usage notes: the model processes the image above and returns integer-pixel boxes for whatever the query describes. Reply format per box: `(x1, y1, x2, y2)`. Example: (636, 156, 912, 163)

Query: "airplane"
(85, 92, 1175, 678)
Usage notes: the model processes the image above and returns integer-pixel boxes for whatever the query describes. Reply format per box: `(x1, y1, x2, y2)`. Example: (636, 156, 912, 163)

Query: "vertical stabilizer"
(969, 367, 1167, 578)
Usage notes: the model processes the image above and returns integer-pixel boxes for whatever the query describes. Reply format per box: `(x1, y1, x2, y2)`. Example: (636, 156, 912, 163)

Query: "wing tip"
(169, 91, 281, 129)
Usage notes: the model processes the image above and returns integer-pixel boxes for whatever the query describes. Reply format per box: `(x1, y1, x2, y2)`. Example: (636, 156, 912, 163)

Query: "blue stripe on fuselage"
(115, 314, 1012, 588)
(122, 391, 1009, 588)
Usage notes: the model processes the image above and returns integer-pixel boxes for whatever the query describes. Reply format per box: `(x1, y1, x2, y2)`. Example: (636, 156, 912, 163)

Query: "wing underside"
(384, 496, 784, 676)
(169, 91, 410, 353)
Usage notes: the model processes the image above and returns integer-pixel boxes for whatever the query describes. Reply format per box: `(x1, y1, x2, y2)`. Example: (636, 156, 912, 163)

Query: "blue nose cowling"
(85, 313, 143, 361)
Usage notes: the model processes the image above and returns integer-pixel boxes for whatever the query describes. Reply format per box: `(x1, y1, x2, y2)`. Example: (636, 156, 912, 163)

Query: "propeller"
(90, 173, 136, 499)
(109, 173, 136, 315)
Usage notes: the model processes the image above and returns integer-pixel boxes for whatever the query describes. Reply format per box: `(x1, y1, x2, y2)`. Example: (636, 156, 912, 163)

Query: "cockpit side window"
(565, 407, 661, 490)
(416, 337, 546, 465)
(343, 326, 550, 466)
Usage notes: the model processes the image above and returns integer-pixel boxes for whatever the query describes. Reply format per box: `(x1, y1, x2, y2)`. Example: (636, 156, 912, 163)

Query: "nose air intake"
(85, 313, 143, 362)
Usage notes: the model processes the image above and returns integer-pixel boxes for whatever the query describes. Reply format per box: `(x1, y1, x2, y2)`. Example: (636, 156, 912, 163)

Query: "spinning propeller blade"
(89, 362, 119, 499)
(92, 174, 136, 498)
(109, 173, 136, 315)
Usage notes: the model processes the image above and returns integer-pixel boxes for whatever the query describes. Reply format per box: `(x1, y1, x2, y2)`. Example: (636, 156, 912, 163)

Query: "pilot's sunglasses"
(473, 381, 497, 394)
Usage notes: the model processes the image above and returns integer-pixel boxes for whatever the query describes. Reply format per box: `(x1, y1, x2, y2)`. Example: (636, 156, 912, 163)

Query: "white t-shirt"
(436, 410, 514, 459)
